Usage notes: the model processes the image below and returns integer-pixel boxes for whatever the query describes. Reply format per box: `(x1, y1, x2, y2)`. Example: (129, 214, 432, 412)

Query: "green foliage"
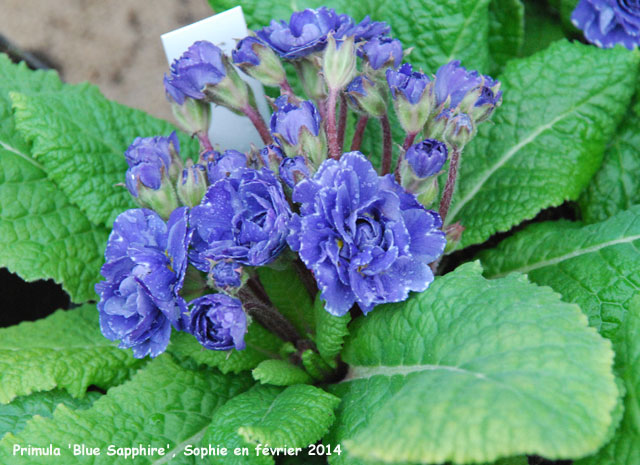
(0, 54, 108, 302)
(480, 208, 640, 463)
(446, 40, 638, 249)
(0, 305, 142, 404)
(488, 0, 524, 74)
(521, 0, 566, 57)
(11, 85, 198, 228)
(580, 107, 640, 223)
(253, 359, 313, 386)
(0, 390, 100, 439)
(209, 0, 492, 72)
(201, 384, 340, 465)
(326, 262, 617, 464)
(168, 322, 284, 374)
(313, 297, 350, 366)
(0, 355, 253, 464)
(548, 0, 580, 31)
(258, 265, 315, 337)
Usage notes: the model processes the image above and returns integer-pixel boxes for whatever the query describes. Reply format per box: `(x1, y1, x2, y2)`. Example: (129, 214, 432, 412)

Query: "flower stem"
(280, 78, 295, 97)
(380, 113, 393, 175)
(394, 131, 418, 181)
(337, 93, 348, 152)
(196, 130, 213, 153)
(439, 146, 461, 223)
(242, 104, 273, 145)
(326, 88, 341, 159)
(351, 115, 369, 152)
(292, 258, 318, 300)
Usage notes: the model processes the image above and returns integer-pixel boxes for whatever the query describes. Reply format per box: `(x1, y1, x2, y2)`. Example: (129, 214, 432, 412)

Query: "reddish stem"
(197, 131, 213, 153)
(438, 146, 461, 223)
(380, 114, 393, 175)
(337, 93, 348, 152)
(242, 104, 273, 145)
(350, 115, 369, 152)
(280, 79, 295, 97)
(326, 88, 341, 159)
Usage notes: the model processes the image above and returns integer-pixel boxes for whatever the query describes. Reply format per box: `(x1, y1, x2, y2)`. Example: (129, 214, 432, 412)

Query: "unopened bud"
(177, 160, 207, 207)
(323, 34, 357, 91)
(232, 36, 287, 87)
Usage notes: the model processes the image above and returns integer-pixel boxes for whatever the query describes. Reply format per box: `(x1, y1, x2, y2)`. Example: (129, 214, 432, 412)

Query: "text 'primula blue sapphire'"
(289, 152, 446, 316)
(95, 207, 191, 358)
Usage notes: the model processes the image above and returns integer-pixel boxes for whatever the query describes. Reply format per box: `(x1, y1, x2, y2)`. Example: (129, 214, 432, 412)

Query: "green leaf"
(326, 262, 617, 464)
(0, 54, 108, 303)
(446, 40, 638, 249)
(11, 85, 198, 228)
(258, 265, 315, 337)
(202, 384, 340, 465)
(488, 0, 524, 74)
(549, 0, 580, 31)
(0, 305, 141, 404)
(253, 359, 313, 386)
(313, 297, 350, 365)
(0, 354, 253, 464)
(480, 210, 640, 464)
(210, 0, 492, 72)
(168, 322, 283, 374)
(0, 390, 99, 439)
(520, 1, 566, 58)
(579, 108, 640, 223)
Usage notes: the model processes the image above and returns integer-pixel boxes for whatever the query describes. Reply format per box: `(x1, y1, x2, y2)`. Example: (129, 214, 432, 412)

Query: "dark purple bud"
(405, 139, 448, 179)
(279, 156, 310, 188)
(363, 37, 403, 70)
(163, 41, 226, 104)
(186, 294, 247, 350)
(259, 144, 285, 172)
(270, 96, 321, 145)
(211, 260, 243, 289)
(386, 63, 431, 105)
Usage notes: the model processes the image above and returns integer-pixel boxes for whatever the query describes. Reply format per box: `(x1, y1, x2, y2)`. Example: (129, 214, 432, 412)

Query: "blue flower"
(290, 152, 446, 316)
(201, 149, 248, 184)
(405, 139, 448, 178)
(256, 7, 342, 59)
(386, 63, 431, 105)
(362, 37, 403, 70)
(190, 168, 292, 268)
(335, 15, 390, 41)
(164, 41, 226, 104)
(434, 60, 482, 108)
(279, 156, 310, 188)
(270, 96, 321, 145)
(185, 294, 247, 350)
(95, 207, 191, 358)
(572, 0, 640, 49)
(211, 261, 243, 289)
(124, 133, 178, 197)
(232, 36, 263, 66)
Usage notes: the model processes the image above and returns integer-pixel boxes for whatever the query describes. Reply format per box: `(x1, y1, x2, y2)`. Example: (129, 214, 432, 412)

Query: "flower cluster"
(572, 0, 640, 49)
(96, 6, 502, 360)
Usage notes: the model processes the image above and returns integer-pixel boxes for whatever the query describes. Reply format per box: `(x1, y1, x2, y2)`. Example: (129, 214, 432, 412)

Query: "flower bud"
(209, 260, 244, 290)
(279, 156, 310, 188)
(177, 160, 207, 207)
(259, 144, 285, 172)
(270, 96, 327, 166)
(124, 133, 181, 218)
(202, 149, 248, 184)
(345, 75, 386, 117)
(400, 139, 447, 207)
(386, 64, 435, 134)
(232, 36, 287, 87)
(323, 34, 357, 91)
(362, 37, 403, 73)
(294, 56, 327, 102)
(468, 77, 502, 123)
(167, 95, 211, 138)
(444, 113, 475, 149)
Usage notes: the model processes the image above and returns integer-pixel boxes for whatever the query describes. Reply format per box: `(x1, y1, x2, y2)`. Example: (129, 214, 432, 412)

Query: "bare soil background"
(0, 0, 214, 120)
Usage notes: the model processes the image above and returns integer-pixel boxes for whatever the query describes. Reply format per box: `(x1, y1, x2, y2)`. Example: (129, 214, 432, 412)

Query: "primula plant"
(1, 1, 640, 465)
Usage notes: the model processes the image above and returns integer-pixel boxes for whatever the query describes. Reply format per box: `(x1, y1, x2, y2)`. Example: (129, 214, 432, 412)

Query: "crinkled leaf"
(168, 322, 283, 374)
(0, 390, 100, 439)
(0, 305, 142, 404)
(480, 209, 640, 464)
(488, 0, 524, 74)
(258, 266, 315, 337)
(11, 85, 198, 228)
(579, 108, 640, 223)
(0, 55, 107, 302)
(0, 355, 253, 464)
(210, 0, 492, 72)
(313, 297, 350, 365)
(446, 40, 638, 249)
(326, 262, 617, 464)
(252, 359, 313, 386)
(202, 384, 340, 465)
